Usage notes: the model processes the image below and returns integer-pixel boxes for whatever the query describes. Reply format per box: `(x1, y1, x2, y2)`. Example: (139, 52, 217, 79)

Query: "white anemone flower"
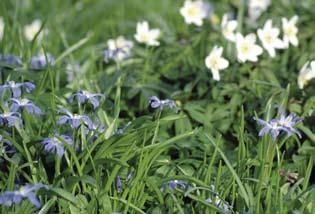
(105, 36, 133, 62)
(236, 33, 263, 63)
(282, 16, 299, 47)
(0, 17, 4, 40)
(134, 21, 160, 46)
(298, 61, 315, 89)
(257, 19, 284, 57)
(24, 19, 45, 41)
(221, 14, 238, 42)
(248, 0, 271, 21)
(179, 0, 208, 26)
(205, 46, 229, 81)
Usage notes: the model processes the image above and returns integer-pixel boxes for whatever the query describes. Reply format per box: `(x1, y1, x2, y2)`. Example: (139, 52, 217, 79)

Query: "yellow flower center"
(264, 33, 273, 44)
(210, 57, 219, 69)
(240, 43, 250, 54)
(287, 26, 295, 37)
(187, 7, 198, 17)
(139, 32, 150, 42)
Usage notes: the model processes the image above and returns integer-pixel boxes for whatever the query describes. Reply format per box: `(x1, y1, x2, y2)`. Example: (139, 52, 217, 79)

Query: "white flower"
(248, 0, 271, 21)
(134, 21, 160, 46)
(205, 46, 229, 81)
(236, 33, 263, 63)
(221, 14, 238, 42)
(298, 61, 315, 89)
(24, 19, 45, 41)
(105, 36, 133, 62)
(0, 17, 4, 40)
(179, 0, 208, 26)
(257, 20, 284, 57)
(282, 16, 299, 47)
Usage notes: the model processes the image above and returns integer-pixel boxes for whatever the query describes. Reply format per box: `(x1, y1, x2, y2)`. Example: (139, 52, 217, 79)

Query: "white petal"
(253, 44, 263, 56)
(266, 47, 276, 58)
(257, 29, 263, 41)
(282, 18, 288, 27)
(150, 29, 160, 39)
(205, 55, 211, 69)
(219, 58, 229, 70)
(216, 46, 223, 56)
(236, 33, 244, 43)
(265, 19, 272, 29)
(274, 38, 285, 49)
(290, 36, 298, 46)
(229, 20, 238, 30)
(211, 69, 220, 81)
(237, 52, 247, 62)
(246, 33, 257, 43)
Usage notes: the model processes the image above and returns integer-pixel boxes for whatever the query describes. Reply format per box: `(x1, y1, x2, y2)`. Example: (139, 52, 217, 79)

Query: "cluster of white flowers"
(204, 13, 299, 81)
(178, 1, 304, 84)
(78, 1, 310, 89)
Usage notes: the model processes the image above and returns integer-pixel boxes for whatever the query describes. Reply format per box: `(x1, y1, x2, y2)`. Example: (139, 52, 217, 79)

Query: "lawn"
(0, 0, 315, 213)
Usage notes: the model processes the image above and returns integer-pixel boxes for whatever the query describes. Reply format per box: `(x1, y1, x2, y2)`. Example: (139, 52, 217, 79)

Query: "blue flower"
(168, 180, 187, 190)
(148, 96, 179, 113)
(57, 108, 93, 130)
(69, 90, 104, 109)
(31, 53, 55, 70)
(41, 134, 73, 157)
(0, 111, 22, 127)
(0, 54, 23, 67)
(253, 118, 282, 140)
(277, 111, 302, 138)
(254, 109, 302, 140)
(160, 180, 187, 192)
(0, 183, 48, 208)
(0, 81, 35, 98)
(9, 98, 42, 116)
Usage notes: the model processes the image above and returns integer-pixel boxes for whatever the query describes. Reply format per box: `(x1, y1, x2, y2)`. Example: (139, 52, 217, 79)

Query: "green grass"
(0, 0, 315, 213)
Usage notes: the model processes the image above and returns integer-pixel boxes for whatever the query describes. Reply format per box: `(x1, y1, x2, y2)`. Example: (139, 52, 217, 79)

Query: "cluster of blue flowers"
(0, 64, 179, 209)
(42, 90, 105, 158)
(0, 81, 39, 128)
(0, 53, 54, 69)
(0, 80, 47, 207)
